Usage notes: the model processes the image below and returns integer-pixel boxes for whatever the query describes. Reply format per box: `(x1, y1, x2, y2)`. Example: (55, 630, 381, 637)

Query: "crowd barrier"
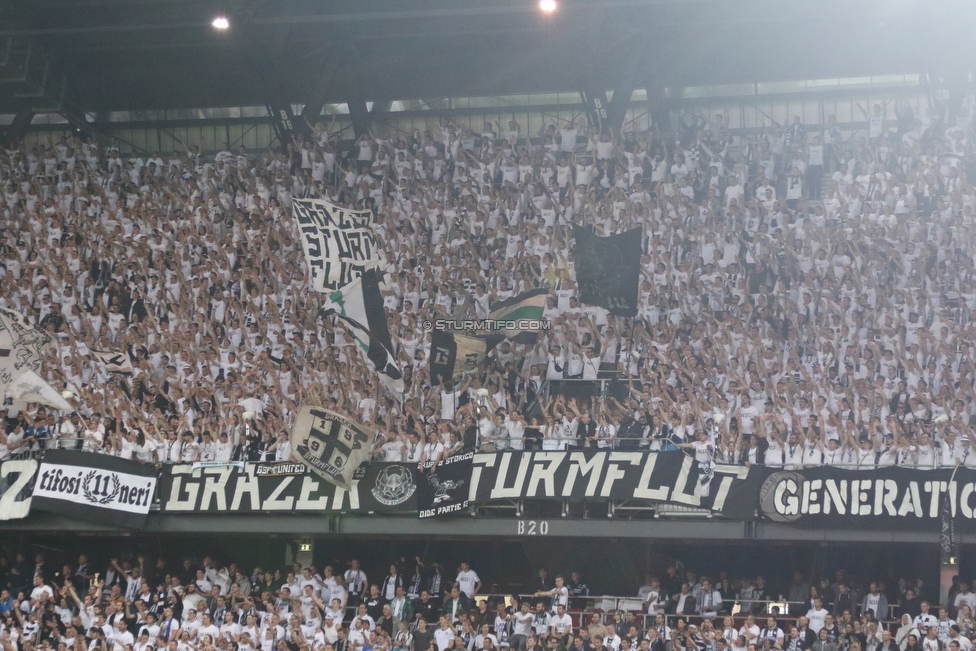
(478, 593, 903, 635)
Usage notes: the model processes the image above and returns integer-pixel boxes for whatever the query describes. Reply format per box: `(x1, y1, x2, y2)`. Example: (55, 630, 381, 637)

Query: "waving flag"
(573, 225, 641, 317)
(290, 406, 376, 490)
(0, 307, 69, 411)
(92, 350, 134, 374)
(0, 306, 49, 380)
(292, 198, 383, 292)
(5, 370, 73, 411)
(487, 288, 549, 343)
(322, 268, 403, 399)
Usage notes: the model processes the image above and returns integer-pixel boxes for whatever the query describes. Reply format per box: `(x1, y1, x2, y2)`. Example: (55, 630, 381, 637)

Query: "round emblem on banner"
(758, 471, 803, 522)
(371, 465, 417, 506)
(82, 471, 121, 506)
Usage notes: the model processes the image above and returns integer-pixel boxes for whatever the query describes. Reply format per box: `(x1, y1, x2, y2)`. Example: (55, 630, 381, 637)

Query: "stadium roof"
(0, 0, 974, 114)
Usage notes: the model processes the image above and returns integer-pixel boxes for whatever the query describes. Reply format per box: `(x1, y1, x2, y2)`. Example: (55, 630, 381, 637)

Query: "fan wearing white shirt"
(806, 598, 829, 633)
(534, 574, 570, 614)
(434, 616, 457, 651)
(697, 580, 722, 619)
(112, 621, 135, 651)
(456, 563, 482, 602)
(549, 604, 574, 647)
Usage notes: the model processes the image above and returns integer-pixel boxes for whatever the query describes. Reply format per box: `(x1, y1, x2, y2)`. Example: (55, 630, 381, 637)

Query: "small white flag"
(92, 350, 134, 374)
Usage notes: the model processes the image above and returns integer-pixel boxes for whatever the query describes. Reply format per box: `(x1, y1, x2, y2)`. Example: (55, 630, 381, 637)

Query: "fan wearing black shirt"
(566, 572, 589, 610)
(523, 418, 544, 451)
(413, 591, 439, 627)
(413, 617, 434, 651)
(365, 585, 387, 622)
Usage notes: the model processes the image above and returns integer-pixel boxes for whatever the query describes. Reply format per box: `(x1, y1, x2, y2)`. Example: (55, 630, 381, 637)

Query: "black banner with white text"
(31, 451, 157, 527)
(757, 466, 976, 529)
(418, 452, 473, 518)
(13, 451, 976, 534)
(159, 461, 418, 513)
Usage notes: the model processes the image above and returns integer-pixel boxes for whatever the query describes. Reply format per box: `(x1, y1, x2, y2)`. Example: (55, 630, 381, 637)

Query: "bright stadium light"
(539, 0, 557, 12)
(212, 16, 230, 30)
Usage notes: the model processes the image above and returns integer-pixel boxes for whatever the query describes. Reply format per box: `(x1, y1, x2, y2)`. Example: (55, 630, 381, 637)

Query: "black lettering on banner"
(293, 199, 382, 292)
(347, 232, 365, 260)
(309, 259, 325, 283)
(334, 230, 351, 258)
(337, 263, 355, 287)
(320, 228, 335, 259)
(320, 260, 333, 287)
(302, 230, 322, 258)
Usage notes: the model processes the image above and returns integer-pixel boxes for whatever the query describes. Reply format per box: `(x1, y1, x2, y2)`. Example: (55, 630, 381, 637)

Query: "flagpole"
(937, 460, 962, 606)
(942, 461, 961, 560)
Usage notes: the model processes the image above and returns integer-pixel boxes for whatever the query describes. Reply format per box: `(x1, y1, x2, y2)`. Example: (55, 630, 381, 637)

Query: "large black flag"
(418, 451, 473, 518)
(572, 225, 641, 317)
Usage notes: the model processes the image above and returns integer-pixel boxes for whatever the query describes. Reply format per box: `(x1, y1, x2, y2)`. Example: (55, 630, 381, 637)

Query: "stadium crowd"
(2, 99, 976, 470)
(1, 551, 975, 651)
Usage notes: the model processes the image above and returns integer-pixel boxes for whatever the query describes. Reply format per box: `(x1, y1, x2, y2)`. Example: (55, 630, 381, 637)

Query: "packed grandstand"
(0, 550, 975, 651)
(4, 1, 976, 651)
(2, 103, 976, 471)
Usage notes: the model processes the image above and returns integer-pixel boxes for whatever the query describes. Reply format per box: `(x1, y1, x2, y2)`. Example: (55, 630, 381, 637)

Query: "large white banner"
(292, 199, 383, 293)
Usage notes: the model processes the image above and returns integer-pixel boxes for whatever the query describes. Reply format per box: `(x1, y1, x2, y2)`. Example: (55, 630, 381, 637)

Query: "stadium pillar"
(371, 100, 392, 115)
(0, 104, 33, 145)
(299, 49, 345, 128)
(646, 82, 671, 134)
(579, 36, 646, 135)
(348, 96, 371, 138)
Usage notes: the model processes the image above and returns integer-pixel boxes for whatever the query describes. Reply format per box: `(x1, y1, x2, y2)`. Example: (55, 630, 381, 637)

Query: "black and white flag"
(941, 490, 955, 556)
(418, 451, 473, 518)
(92, 350, 134, 374)
(429, 330, 487, 387)
(290, 406, 376, 491)
(0, 306, 70, 410)
(31, 451, 157, 528)
(293, 198, 383, 293)
(322, 268, 403, 398)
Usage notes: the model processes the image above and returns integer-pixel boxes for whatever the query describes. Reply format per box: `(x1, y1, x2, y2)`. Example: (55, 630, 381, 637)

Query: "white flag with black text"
(0, 306, 57, 409)
(292, 198, 383, 293)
